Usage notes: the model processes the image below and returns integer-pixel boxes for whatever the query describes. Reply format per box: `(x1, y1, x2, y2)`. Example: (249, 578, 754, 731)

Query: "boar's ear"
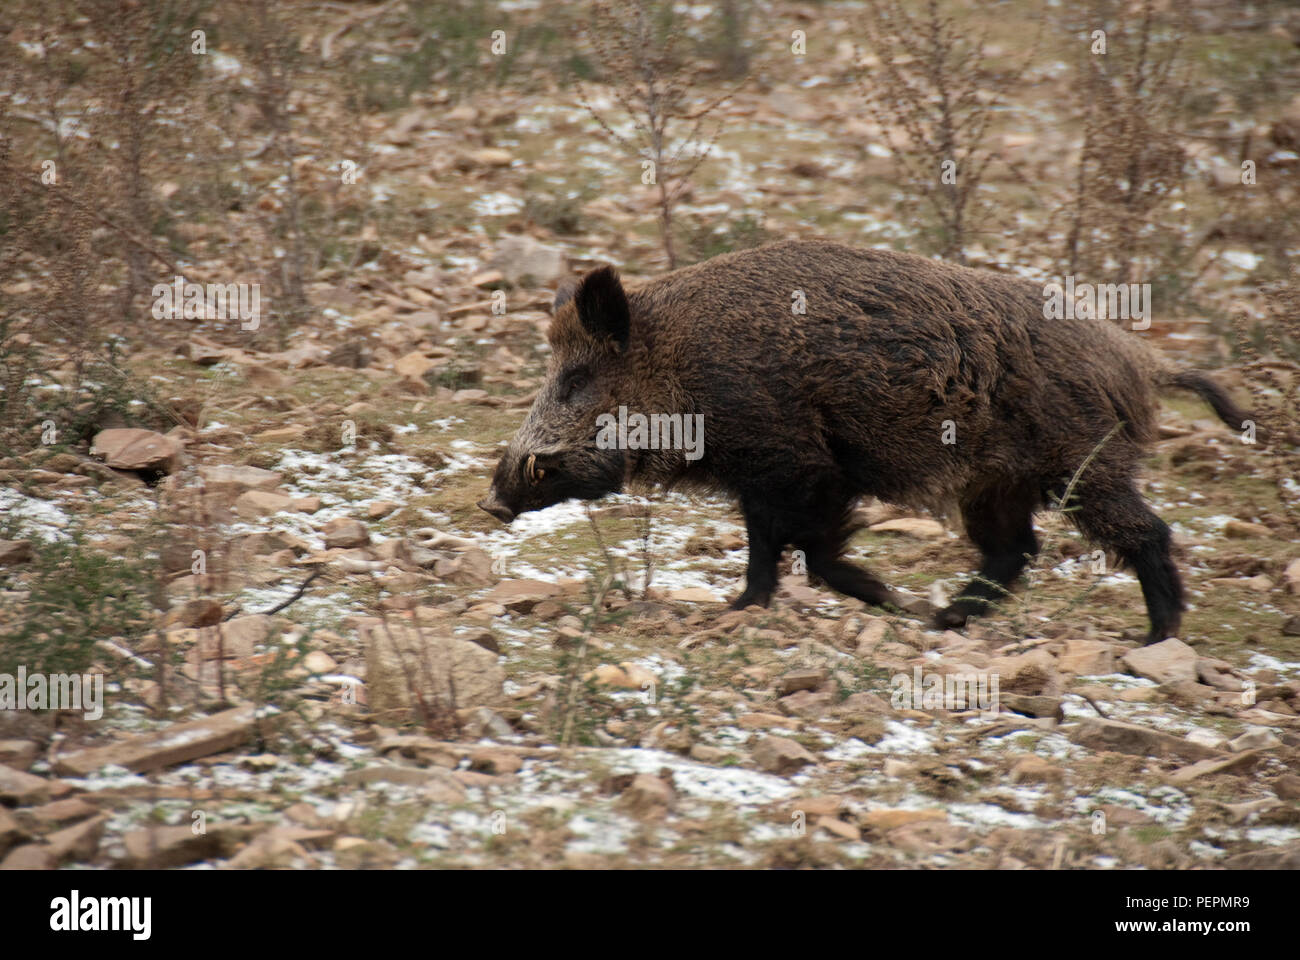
(552, 275, 580, 313)
(574, 265, 629, 351)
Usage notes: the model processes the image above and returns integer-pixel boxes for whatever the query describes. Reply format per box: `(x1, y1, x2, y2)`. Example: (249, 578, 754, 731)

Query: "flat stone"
(53, 705, 260, 776)
(24, 798, 99, 828)
(1122, 638, 1198, 684)
(45, 813, 108, 863)
(1227, 727, 1281, 752)
(489, 235, 567, 286)
(1068, 718, 1223, 762)
(468, 748, 523, 775)
(395, 351, 439, 381)
(1010, 755, 1065, 784)
(120, 824, 250, 869)
(469, 147, 513, 168)
(618, 773, 674, 818)
(1000, 694, 1063, 720)
(737, 712, 795, 730)
(1208, 575, 1273, 592)
(689, 744, 731, 764)
(1167, 751, 1261, 785)
(302, 650, 338, 674)
(0, 540, 33, 566)
(1057, 638, 1116, 675)
(234, 489, 294, 519)
(435, 548, 495, 586)
(883, 759, 916, 777)
(481, 579, 563, 612)
(1221, 844, 1300, 870)
(835, 691, 891, 714)
(861, 808, 947, 831)
(778, 689, 833, 718)
(0, 844, 53, 870)
(253, 425, 307, 441)
(775, 668, 826, 696)
(1159, 679, 1217, 707)
(583, 662, 655, 691)
(751, 735, 816, 774)
(162, 598, 225, 629)
(362, 622, 504, 724)
(0, 764, 52, 805)
(986, 649, 1057, 695)
(817, 816, 861, 841)
(321, 518, 370, 549)
(665, 587, 722, 603)
(1273, 774, 1300, 800)
(794, 795, 844, 817)
(0, 741, 38, 769)
(1223, 519, 1273, 539)
(1284, 558, 1300, 596)
(868, 517, 945, 539)
(1184, 728, 1228, 751)
(90, 428, 183, 473)
(197, 464, 282, 492)
(341, 765, 462, 790)
(0, 807, 24, 856)
(167, 614, 269, 660)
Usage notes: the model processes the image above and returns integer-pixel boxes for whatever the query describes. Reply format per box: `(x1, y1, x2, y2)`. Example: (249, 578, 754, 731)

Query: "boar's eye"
(558, 367, 591, 403)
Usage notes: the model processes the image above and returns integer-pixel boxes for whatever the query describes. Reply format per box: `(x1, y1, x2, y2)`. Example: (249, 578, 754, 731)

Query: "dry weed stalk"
(245, 0, 310, 338)
(1233, 285, 1300, 530)
(857, 0, 1032, 263)
(380, 614, 461, 738)
(1058, 0, 1191, 288)
(577, 0, 743, 268)
(559, 567, 616, 749)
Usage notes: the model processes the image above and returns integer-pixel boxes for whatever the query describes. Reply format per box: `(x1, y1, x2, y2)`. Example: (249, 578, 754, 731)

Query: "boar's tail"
(1163, 368, 1251, 432)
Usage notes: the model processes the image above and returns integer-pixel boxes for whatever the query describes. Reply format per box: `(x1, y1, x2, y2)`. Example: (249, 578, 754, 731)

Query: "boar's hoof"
(933, 603, 972, 631)
(729, 589, 772, 611)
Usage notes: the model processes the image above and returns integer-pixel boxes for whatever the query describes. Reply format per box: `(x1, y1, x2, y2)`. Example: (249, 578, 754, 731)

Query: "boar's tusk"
(526, 453, 538, 484)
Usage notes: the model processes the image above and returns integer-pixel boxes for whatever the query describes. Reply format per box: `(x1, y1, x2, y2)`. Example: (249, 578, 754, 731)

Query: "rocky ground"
(1, 0, 1298, 870)
(2, 336, 1299, 870)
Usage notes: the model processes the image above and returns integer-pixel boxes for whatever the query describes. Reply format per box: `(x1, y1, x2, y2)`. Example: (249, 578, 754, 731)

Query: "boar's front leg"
(732, 495, 906, 613)
(794, 527, 898, 610)
(731, 496, 790, 609)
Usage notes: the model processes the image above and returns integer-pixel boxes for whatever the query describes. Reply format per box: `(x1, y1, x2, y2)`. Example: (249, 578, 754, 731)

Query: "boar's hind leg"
(1073, 481, 1184, 645)
(936, 484, 1038, 630)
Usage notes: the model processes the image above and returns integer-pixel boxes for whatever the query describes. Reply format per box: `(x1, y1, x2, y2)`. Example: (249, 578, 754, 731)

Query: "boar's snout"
(477, 448, 535, 524)
(480, 442, 626, 523)
(477, 489, 516, 524)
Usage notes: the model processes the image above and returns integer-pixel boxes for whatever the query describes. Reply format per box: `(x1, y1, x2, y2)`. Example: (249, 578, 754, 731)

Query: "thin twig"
(230, 568, 323, 620)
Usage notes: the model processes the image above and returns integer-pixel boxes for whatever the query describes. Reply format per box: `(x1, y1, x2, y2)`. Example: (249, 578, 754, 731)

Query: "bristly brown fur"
(484, 239, 1248, 644)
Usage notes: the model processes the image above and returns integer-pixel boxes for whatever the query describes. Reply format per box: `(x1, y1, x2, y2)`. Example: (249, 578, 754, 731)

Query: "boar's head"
(478, 265, 631, 523)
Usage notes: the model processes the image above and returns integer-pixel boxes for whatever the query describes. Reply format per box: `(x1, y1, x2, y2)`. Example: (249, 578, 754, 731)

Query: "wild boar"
(478, 240, 1248, 644)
